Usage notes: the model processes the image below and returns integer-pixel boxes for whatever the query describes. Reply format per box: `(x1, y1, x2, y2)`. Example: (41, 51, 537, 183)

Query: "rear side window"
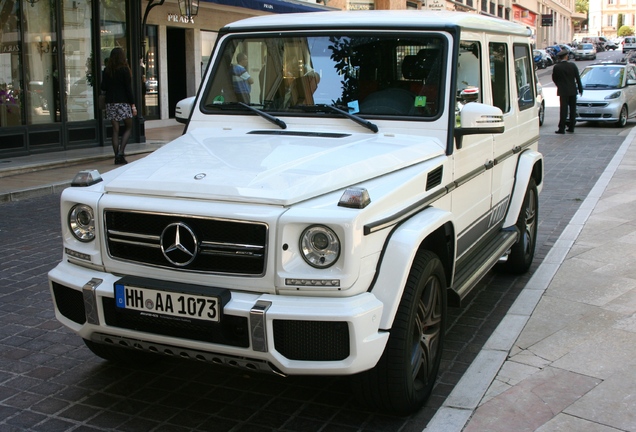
(514, 44, 534, 111)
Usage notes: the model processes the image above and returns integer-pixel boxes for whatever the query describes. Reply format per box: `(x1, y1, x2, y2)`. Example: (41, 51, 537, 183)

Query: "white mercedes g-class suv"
(49, 10, 543, 414)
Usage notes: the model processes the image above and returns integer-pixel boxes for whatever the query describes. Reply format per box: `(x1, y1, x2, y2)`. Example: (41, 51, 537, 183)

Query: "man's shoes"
(566, 129, 574, 133)
(555, 130, 565, 134)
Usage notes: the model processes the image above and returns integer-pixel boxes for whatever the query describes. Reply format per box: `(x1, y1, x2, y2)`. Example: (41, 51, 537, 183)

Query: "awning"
(201, 0, 334, 14)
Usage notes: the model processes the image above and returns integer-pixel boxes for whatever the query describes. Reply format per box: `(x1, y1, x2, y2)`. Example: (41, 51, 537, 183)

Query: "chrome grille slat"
(108, 230, 161, 241)
(109, 238, 161, 248)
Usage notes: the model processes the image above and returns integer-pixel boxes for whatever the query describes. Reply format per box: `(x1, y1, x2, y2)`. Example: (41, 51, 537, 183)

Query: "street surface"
(0, 49, 631, 431)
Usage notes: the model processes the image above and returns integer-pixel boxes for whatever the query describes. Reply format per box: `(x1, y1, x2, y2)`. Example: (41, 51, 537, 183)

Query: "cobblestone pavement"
(0, 119, 626, 431)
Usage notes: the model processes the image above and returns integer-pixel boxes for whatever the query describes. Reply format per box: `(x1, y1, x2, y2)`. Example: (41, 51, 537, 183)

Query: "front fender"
(371, 206, 454, 330)
(503, 149, 543, 228)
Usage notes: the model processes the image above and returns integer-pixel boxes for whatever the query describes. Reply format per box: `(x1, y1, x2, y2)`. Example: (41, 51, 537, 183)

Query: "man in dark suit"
(552, 49, 583, 134)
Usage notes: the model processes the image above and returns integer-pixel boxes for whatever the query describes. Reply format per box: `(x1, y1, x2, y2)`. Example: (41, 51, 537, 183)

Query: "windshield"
(578, 44, 593, 50)
(580, 66, 624, 89)
(201, 32, 447, 118)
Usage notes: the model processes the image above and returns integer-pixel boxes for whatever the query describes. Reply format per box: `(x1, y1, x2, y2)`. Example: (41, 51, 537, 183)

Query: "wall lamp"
(178, 0, 199, 20)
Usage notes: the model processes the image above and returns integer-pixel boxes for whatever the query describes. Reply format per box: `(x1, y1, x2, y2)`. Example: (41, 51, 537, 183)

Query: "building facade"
(588, 0, 636, 39)
(0, 0, 575, 158)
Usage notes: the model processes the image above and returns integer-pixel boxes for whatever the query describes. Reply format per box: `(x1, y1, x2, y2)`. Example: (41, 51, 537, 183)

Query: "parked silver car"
(576, 62, 636, 127)
(574, 43, 596, 61)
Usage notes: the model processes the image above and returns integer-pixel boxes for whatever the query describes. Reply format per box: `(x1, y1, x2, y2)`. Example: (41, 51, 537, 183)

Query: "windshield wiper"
(204, 101, 286, 129)
(293, 104, 378, 133)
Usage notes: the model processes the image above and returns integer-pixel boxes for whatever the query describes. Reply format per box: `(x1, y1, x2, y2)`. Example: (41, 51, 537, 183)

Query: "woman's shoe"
(114, 155, 128, 165)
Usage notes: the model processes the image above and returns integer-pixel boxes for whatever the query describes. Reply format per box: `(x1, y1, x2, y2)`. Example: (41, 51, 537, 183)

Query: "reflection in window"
(203, 33, 445, 118)
(489, 42, 510, 113)
(457, 41, 481, 104)
(514, 44, 534, 111)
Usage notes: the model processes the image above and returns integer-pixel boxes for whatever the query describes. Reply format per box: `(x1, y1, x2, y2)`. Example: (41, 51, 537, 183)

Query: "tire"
(499, 178, 538, 274)
(352, 251, 447, 415)
(83, 339, 160, 363)
(538, 101, 545, 126)
(617, 105, 628, 128)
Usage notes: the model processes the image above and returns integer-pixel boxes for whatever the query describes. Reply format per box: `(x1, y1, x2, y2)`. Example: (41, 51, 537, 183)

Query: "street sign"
(541, 14, 553, 26)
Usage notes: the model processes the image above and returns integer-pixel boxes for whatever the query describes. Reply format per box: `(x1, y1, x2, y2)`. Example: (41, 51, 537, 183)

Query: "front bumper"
(48, 261, 388, 376)
(576, 100, 622, 122)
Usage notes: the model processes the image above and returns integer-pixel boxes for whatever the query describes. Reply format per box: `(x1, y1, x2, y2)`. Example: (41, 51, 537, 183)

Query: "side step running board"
(451, 229, 519, 305)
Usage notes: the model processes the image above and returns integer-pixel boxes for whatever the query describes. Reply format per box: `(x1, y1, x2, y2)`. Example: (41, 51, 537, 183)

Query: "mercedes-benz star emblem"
(160, 222, 198, 267)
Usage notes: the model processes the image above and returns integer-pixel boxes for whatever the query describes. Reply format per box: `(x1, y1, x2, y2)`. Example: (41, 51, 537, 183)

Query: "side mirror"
(454, 102, 505, 149)
(175, 96, 196, 125)
(627, 79, 636, 86)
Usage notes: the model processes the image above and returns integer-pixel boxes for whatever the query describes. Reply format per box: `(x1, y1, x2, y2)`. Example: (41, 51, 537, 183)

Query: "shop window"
(0, 1, 22, 129)
(144, 25, 159, 119)
(100, 0, 128, 87)
(201, 31, 218, 76)
(64, 0, 95, 123)
(24, 1, 61, 126)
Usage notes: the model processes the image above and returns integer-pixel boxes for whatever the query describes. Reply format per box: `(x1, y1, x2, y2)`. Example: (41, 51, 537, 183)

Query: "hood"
(578, 88, 622, 101)
(104, 128, 445, 205)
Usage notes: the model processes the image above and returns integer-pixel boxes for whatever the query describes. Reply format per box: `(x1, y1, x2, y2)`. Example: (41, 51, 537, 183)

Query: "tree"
(618, 25, 635, 37)
(575, 0, 588, 14)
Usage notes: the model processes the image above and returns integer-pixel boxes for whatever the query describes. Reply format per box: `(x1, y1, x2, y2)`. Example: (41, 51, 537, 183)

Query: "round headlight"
(300, 225, 340, 268)
(69, 204, 95, 242)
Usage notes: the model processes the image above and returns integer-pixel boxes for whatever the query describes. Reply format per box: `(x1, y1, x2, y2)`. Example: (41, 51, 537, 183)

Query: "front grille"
(273, 320, 350, 361)
(52, 282, 86, 325)
(104, 211, 267, 275)
(578, 113, 603, 119)
(102, 297, 250, 348)
(576, 102, 607, 108)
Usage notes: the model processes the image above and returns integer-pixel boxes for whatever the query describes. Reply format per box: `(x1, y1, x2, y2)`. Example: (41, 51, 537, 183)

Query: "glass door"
(23, 0, 60, 125)
(0, 1, 23, 132)
(63, 0, 94, 122)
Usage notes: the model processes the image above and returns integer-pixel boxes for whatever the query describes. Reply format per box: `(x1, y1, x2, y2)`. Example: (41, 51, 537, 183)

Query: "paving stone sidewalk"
(428, 128, 636, 431)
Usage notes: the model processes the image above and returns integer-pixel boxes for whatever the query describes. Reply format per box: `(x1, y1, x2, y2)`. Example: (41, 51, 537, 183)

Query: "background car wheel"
(352, 250, 447, 415)
(538, 100, 545, 126)
(498, 178, 538, 274)
(617, 105, 628, 128)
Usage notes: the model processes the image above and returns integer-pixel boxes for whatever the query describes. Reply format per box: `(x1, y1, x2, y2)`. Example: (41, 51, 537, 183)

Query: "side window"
(628, 66, 636, 81)
(514, 44, 535, 111)
(489, 42, 510, 113)
(457, 41, 482, 104)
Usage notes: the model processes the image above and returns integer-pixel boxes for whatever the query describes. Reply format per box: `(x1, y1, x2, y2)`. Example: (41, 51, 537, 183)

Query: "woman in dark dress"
(102, 47, 137, 164)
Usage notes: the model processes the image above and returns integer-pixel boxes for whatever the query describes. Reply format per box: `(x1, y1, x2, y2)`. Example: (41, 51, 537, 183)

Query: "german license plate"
(115, 284, 221, 323)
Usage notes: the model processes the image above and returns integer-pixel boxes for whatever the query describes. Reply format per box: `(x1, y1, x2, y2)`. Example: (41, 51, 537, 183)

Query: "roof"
(221, 10, 533, 37)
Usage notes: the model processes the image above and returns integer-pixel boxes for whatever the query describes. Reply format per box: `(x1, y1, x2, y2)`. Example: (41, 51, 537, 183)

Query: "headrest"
(402, 55, 421, 80)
